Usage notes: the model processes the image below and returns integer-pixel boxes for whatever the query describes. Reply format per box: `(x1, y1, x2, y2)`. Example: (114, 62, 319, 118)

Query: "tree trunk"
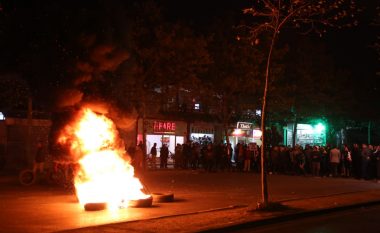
(259, 28, 277, 208)
(368, 121, 371, 145)
(292, 117, 298, 148)
(222, 95, 230, 145)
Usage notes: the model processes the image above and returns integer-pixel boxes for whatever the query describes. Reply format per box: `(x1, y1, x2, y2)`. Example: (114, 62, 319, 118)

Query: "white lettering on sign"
(237, 122, 252, 130)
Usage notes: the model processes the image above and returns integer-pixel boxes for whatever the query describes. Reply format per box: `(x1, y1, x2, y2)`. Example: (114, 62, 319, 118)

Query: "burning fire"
(58, 108, 150, 209)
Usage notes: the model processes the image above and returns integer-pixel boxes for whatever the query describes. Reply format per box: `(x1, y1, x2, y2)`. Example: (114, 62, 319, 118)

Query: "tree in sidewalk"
(241, 0, 360, 209)
(207, 18, 265, 145)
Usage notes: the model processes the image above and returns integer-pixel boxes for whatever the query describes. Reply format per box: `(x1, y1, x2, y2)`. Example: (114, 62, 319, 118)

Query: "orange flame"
(58, 108, 150, 209)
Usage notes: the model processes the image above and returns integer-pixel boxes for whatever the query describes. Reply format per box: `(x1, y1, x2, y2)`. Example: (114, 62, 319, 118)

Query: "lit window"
(314, 123, 325, 132)
(194, 103, 200, 110)
(0, 112, 5, 120)
(255, 109, 261, 116)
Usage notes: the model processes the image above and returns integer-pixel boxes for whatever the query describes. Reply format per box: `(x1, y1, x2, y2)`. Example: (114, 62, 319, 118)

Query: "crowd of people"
(268, 143, 380, 182)
(137, 141, 380, 183)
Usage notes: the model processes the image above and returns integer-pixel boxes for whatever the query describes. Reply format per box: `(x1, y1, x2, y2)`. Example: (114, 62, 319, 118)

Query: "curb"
(200, 199, 380, 232)
(57, 190, 380, 233)
(56, 204, 248, 233)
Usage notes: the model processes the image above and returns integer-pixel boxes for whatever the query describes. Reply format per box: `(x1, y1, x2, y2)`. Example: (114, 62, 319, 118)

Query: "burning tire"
(84, 203, 107, 211)
(19, 169, 36, 186)
(151, 192, 174, 203)
(129, 196, 153, 208)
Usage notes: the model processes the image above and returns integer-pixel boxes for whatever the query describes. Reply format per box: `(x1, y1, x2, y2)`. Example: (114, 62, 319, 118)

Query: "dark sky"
(1, 0, 377, 78)
(0, 0, 378, 113)
(163, 0, 378, 76)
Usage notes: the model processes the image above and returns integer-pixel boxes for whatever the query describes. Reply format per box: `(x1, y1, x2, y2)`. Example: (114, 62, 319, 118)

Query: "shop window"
(255, 109, 261, 116)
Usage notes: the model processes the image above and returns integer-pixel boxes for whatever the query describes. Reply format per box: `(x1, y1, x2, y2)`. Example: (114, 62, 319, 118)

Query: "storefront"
(138, 119, 186, 157)
(228, 122, 262, 149)
(190, 122, 215, 145)
(284, 123, 326, 148)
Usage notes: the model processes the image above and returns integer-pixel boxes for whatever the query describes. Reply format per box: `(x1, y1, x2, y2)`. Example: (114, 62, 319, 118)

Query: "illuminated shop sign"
(237, 122, 252, 130)
(153, 121, 176, 134)
(286, 123, 326, 146)
(252, 129, 262, 139)
(231, 129, 247, 137)
(191, 126, 214, 134)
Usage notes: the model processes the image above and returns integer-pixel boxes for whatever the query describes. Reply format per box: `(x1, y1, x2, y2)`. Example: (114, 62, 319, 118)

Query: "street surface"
(231, 204, 380, 233)
(0, 170, 379, 233)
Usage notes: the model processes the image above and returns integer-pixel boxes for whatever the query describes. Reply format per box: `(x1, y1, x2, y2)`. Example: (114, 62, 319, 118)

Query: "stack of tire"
(151, 192, 174, 203)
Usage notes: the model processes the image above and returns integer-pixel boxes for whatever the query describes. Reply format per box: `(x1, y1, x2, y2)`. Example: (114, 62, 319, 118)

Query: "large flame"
(58, 108, 150, 209)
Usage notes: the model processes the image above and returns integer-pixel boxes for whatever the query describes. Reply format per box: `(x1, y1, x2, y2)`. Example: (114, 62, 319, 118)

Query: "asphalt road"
(0, 170, 379, 233)
(229, 204, 380, 233)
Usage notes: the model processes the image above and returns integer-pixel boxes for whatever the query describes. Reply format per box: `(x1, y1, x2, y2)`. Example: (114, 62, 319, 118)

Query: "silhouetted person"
(33, 141, 47, 175)
(150, 143, 157, 169)
(160, 144, 169, 169)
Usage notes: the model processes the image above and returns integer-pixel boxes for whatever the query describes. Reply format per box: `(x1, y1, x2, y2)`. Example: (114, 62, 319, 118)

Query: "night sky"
(0, 0, 379, 118)
(165, 0, 378, 78)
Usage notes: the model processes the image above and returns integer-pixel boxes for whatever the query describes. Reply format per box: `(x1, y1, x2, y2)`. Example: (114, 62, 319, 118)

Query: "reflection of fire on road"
(58, 108, 150, 210)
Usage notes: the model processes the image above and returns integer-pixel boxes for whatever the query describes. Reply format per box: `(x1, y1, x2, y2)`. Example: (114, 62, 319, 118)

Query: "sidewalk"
(58, 189, 380, 233)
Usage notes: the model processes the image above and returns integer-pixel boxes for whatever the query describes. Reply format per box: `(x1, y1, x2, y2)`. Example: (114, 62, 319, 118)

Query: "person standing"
(137, 141, 146, 170)
(341, 144, 352, 177)
(174, 143, 182, 169)
(150, 143, 157, 169)
(279, 146, 290, 174)
(133, 144, 144, 174)
(225, 143, 233, 171)
(304, 144, 313, 175)
(160, 144, 169, 169)
(369, 145, 376, 179)
(320, 145, 330, 177)
(204, 143, 214, 172)
(329, 146, 341, 177)
(361, 144, 371, 180)
(237, 143, 245, 172)
(311, 146, 321, 177)
(191, 142, 200, 170)
(374, 145, 380, 183)
(182, 141, 192, 169)
(270, 146, 280, 174)
(295, 146, 306, 176)
(252, 143, 260, 173)
(351, 143, 361, 179)
(33, 141, 47, 175)
(243, 144, 252, 172)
